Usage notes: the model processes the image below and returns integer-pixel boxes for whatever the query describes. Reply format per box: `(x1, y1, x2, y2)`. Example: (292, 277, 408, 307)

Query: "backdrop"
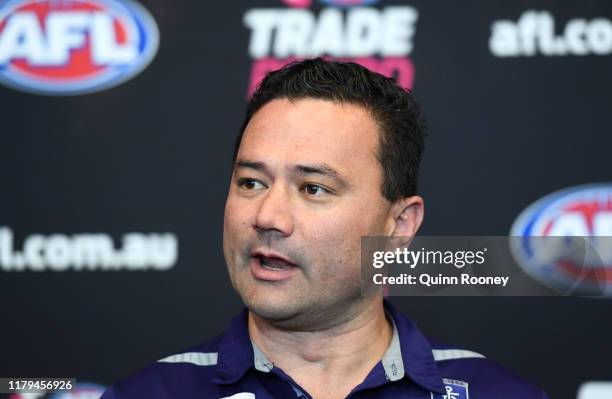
(1, 1, 611, 398)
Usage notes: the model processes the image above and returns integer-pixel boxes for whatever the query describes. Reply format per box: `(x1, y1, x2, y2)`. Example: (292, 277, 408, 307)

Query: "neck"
(248, 297, 392, 397)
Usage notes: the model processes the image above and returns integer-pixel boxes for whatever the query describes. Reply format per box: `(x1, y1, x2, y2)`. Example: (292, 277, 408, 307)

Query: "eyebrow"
(235, 159, 267, 172)
(234, 159, 350, 188)
(293, 164, 349, 188)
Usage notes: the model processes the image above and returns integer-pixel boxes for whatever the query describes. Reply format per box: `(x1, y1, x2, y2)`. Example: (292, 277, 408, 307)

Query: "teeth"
(260, 257, 293, 270)
(262, 264, 285, 271)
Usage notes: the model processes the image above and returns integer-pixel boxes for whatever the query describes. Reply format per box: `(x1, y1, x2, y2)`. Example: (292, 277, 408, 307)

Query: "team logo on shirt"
(0, 0, 159, 95)
(431, 379, 469, 399)
(510, 183, 612, 296)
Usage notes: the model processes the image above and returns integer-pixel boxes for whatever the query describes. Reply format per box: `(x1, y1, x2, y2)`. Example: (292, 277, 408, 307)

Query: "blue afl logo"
(510, 184, 612, 296)
(0, 0, 159, 95)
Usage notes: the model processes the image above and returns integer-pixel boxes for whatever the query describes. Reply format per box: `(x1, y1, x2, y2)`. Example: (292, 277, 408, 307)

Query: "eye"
(301, 183, 330, 196)
(238, 178, 266, 190)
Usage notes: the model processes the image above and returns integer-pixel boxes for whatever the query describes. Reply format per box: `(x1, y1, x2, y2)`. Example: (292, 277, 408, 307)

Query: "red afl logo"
(511, 184, 612, 296)
(0, 0, 159, 95)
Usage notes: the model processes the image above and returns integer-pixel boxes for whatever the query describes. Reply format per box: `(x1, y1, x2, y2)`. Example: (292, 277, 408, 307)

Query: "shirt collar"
(382, 298, 446, 394)
(214, 301, 446, 394)
(213, 307, 286, 385)
(252, 339, 274, 372)
(213, 307, 254, 385)
(380, 307, 404, 382)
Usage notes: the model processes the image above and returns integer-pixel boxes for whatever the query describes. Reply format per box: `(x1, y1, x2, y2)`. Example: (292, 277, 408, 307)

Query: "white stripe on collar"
(158, 352, 218, 366)
(432, 349, 485, 362)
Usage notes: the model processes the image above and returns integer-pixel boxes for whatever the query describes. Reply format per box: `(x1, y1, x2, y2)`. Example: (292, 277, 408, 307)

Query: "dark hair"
(234, 58, 427, 202)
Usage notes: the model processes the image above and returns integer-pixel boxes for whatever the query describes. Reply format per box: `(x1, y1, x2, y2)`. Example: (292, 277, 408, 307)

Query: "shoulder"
(428, 339, 549, 399)
(101, 335, 224, 399)
(385, 300, 548, 398)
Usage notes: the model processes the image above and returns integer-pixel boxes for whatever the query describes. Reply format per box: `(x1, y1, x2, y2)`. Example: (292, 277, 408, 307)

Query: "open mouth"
(250, 250, 299, 281)
(256, 255, 297, 270)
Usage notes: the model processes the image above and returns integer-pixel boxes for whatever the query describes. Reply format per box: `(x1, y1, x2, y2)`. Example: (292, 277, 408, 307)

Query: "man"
(101, 59, 548, 398)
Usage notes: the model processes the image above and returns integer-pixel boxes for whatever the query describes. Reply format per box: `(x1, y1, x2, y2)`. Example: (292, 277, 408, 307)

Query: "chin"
(243, 294, 297, 320)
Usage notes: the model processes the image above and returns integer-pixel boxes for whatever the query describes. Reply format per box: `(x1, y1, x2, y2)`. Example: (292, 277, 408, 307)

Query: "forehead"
(238, 98, 380, 174)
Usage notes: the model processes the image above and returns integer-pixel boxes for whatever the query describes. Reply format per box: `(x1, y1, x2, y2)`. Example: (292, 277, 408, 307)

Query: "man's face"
(223, 98, 392, 328)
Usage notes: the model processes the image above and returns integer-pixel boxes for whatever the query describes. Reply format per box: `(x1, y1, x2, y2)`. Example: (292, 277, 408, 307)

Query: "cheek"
(302, 201, 389, 272)
(301, 212, 367, 276)
(313, 200, 387, 238)
(223, 200, 235, 236)
(223, 194, 251, 257)
(224, 193, 250, 231)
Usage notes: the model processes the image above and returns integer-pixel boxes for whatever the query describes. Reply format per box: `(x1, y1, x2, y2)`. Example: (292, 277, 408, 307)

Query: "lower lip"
(250, 257, 299, 281)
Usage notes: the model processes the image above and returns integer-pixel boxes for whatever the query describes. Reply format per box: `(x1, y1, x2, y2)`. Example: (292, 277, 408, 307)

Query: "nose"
(254, 183, 294, 237)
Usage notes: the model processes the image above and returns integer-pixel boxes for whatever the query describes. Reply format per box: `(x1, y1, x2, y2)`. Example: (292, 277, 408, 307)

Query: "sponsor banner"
(361, 235, 612, 296)
(510, 184, 612, 296)
(490, 10, 612, 57)
(0, 226, 178, 271)
(244, 0, 418, 95)
(0, 0, 159, 95)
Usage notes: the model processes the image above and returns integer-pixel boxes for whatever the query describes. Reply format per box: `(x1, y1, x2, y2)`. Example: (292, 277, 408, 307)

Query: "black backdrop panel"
(1, 1, 611, 399)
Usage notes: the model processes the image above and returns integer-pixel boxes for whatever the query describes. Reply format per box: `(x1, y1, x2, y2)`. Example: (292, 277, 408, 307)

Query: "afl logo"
(510, 184, 612, 296)
(0, 0, 159, 95)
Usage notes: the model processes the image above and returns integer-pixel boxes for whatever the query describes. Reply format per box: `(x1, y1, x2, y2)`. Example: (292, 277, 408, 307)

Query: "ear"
(385, 196, 424, 238)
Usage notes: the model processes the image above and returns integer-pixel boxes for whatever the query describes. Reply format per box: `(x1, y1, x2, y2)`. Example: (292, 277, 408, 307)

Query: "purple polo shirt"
(101, 300, 548, 398)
